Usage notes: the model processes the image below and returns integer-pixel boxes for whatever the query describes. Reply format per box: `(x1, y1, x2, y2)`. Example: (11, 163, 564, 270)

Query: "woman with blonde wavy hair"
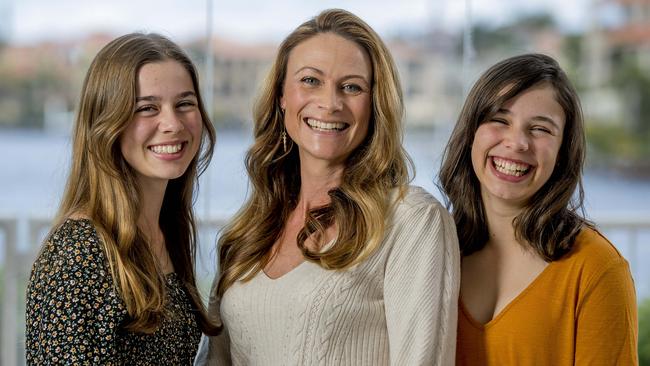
(196, 9, 459, 365)
(26, 33, 219, 365)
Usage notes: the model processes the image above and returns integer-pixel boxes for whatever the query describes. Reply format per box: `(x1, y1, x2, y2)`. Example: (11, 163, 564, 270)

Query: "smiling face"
(120, 60, 203, 188)
(280, 32, 372, 170)
(471, 82, 566, 211)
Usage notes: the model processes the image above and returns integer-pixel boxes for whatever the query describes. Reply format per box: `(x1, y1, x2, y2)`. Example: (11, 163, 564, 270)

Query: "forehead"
(286, 33, 372, 78)
(137, 60, 194, 93)
(497, 83, 566, 125)
(506, 83, 563, 110)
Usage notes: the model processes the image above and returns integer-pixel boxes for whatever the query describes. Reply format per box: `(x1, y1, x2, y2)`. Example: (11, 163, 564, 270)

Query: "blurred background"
(0, 0, 648, 364)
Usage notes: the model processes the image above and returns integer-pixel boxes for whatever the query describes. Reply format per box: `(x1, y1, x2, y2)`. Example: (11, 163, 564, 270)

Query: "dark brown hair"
(57, 32, 218, 334)
(439, 53, 590, 260)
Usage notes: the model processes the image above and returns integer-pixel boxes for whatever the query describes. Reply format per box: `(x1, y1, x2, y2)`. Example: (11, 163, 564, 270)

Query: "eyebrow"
(496, 108, 561, 130)
(294, 66, 370, 84)
(294, 66, 323, 76)
(135, 91, 197, 103)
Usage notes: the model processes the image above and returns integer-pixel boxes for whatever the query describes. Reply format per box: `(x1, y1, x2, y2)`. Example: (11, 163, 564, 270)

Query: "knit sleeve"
(25, 219, 125, 365)
(194, 275, 232, 365)
(575, 258, 638, 365)
(383, 192, 460, 366)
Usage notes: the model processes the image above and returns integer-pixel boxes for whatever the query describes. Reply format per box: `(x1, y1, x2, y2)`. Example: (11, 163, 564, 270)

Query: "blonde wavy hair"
(217, 9, 412, 297)
(55, 33, 219, 334)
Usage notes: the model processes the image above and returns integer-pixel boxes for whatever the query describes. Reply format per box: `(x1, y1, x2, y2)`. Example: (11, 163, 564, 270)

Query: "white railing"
(0, 215, 229, 366)
(1, 214, 649, 366)
(595, 214, 650, 284)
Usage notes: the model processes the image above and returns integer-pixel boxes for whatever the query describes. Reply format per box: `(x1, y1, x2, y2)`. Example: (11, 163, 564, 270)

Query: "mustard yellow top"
(457, 228, 638, 366)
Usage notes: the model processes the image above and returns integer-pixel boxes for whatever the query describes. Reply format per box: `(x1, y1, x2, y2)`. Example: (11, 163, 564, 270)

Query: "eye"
(342, 83, 363, 94)
(489, 117, 508, 125)
(176, 100, 197, 110)
(531, 126, 552, 134)
(135, 105, 157, 114)
(300, 76, 320, 86)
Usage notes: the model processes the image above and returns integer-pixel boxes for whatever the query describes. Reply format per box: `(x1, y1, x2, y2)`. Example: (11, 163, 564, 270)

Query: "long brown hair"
(56, 33, 218, 334)
(216, 9, 412, 297)
(439, 53, 590, 261)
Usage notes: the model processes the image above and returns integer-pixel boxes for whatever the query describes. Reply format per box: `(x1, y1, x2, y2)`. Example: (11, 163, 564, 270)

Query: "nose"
(317, 84, 343, 113)
(159, 106, 184, 133)
(504, 128, 529, 152)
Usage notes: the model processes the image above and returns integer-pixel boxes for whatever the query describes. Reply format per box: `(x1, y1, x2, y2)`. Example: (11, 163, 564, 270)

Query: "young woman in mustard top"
(440, 53, 638, 365)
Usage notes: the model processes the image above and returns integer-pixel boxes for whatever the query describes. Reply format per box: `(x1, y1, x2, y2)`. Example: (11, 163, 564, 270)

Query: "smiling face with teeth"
(120, 60, 203, 188)
(471, 83, 565, 210)
(280, 32, 372, 171)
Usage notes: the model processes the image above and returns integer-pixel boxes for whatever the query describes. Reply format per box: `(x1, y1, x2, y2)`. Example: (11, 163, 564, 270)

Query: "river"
(1, 128, 649, 298)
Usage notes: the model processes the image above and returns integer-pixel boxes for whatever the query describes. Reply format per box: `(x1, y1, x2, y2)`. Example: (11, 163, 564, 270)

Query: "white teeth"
(150, 143, 183, 154)
(306, 118, 347, 131)
(493, 157, 530, 177)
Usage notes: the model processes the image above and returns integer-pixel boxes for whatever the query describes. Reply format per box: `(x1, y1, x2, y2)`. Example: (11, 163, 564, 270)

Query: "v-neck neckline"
(261, 238, 336, 281)
(460, 259, 556, 329)
(262, 260, 309, 281)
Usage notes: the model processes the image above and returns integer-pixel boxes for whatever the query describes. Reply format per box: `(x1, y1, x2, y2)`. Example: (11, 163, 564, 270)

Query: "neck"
(481, 192, 524, 254)
(137, 175, 168, 243)
(296, 159, 344, 215)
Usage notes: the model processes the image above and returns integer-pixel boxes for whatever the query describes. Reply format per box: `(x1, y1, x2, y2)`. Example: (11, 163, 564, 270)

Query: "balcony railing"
(1, 214, 648, 366)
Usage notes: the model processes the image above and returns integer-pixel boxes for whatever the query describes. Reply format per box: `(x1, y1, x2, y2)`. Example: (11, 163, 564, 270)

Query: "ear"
(280, 95, 286, 110)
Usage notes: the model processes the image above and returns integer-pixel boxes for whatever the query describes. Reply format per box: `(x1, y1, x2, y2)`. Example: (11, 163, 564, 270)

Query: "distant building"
(390, 36, 463, 128)
(0, 33, 113, 129)
(187, 37, 276, 128)
(191, 32, 464, 129)
(606, 0, 650, 73)
(3, 29, 550, 131)
(582, 0, 650, 128)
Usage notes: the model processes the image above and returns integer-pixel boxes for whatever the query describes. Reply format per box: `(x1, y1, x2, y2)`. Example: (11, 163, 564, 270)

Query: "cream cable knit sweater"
(195, 186, 460, 365)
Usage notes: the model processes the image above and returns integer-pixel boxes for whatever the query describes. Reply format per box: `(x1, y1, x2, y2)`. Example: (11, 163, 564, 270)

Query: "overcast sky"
(3, 0, 595, 44)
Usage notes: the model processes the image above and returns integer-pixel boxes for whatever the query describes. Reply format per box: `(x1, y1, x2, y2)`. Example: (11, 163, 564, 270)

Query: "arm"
(575, 259, 638, 365)
(194, 274, 232, 366)
(383, 196, 461, 366)
(25, 223, 123, 364)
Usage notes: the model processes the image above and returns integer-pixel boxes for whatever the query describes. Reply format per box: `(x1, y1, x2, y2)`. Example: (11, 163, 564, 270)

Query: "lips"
(304, 118, 349, 132)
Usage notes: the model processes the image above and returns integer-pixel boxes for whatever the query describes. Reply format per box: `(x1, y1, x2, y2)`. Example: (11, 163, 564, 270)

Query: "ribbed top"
(197, 186, 460, 366)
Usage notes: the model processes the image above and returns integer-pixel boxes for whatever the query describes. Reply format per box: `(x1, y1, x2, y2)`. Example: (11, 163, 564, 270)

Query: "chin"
(157, 170, 188, 181)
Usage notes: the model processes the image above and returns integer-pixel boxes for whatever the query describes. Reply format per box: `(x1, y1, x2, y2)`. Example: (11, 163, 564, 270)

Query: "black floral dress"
(25, 219, 202, 365)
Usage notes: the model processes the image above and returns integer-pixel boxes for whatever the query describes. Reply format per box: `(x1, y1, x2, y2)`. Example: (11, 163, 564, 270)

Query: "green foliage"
(459, 13, 556, 57)
(610, 53, 650, 136)
(640, 297, 650, 365)
(561, 34, 584, 87)
(587, 124, 650, 162)
(583, 50, 650, 174)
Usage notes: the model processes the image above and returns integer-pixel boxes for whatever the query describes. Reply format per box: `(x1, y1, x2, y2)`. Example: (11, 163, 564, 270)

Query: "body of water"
(1, 128, 649, 298)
